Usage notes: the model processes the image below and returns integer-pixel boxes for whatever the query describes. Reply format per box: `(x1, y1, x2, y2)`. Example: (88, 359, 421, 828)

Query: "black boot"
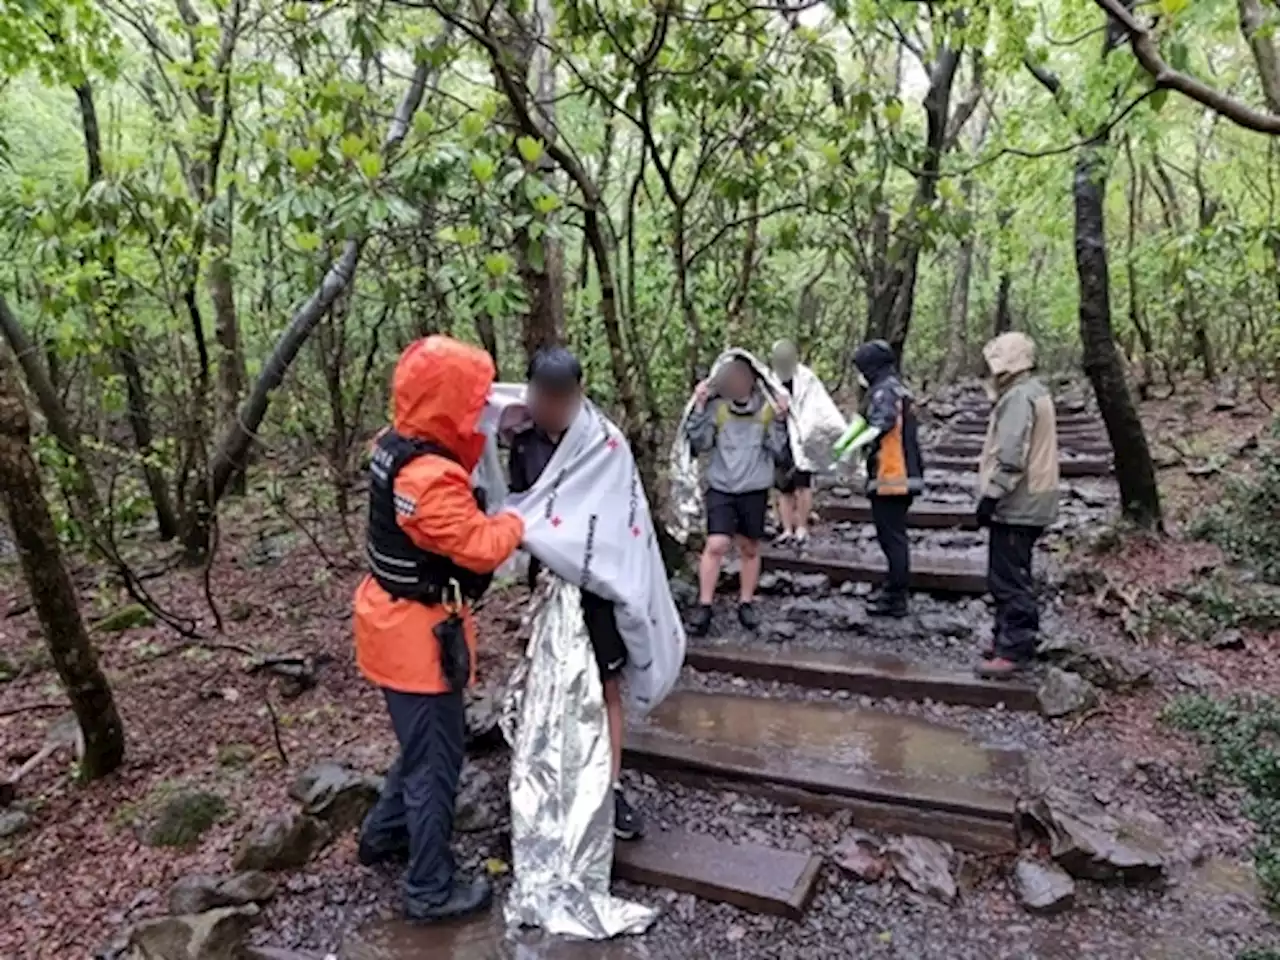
(405, 876, 494, 924)
(737, 602, 760, 631)
(689, 604, 713, 637)
(614, 786, 644, 841)
(868, 591, 909, 619)
(357, 832, 409, 867)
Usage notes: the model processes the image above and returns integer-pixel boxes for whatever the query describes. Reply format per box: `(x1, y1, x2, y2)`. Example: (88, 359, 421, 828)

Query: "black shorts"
(706, 488, 769, 540)
(581, 591, 627, 680)
(776, 470, 813, 494)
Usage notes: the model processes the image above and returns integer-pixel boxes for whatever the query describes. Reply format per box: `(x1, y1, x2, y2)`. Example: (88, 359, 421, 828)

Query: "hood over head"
(852, 339, 897, 384)
(983, 332, 1037, 381)
(771, 339, 799, 381)
(393, 335, 495, 470)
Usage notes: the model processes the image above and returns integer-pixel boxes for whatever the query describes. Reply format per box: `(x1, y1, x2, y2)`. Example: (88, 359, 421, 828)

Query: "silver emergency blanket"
(501, 580, 657, 939)
(666, 348, 847, 544)
(478, 384, 685, 714)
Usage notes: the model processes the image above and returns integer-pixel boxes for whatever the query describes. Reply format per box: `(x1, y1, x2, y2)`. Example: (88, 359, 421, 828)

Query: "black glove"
(976, 496, 999, 528)
(472, 486, 488, 513)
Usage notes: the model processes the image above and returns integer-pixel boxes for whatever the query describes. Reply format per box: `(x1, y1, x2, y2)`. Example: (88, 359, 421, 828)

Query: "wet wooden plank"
(761, 549, 988, 595)
(947, 419, 1105, 437)
(932, 440, 1113, 459)
(614, 827, 822, 920)
(816, 497, 975, 529)
(626, 690, 1024, 827)
(930, 455, 1113, 477)
(686, 643, 1040, 712)
(344, 915, 652, 960)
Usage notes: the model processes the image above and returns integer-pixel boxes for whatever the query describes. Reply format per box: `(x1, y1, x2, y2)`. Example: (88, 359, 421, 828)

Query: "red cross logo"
(550, 516, 562, 528)
(631, 525, 641, 537)
(606, 437, 619, 451)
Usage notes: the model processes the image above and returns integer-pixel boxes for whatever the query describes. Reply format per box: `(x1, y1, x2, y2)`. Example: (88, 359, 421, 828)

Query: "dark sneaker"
(405, 876, 494, 924)
(357, 833, 409, 867)
(868, 592, 909, 618)
(614, 787, 644, 841)
(688, 604, 713, 637)
(974, 656, 1028, 680)
(737, 602, 760, 631)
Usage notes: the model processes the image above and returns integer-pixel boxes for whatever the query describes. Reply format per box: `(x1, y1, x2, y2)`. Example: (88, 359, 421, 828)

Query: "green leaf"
(516, 136, 544, 164)
(820, 143, 841, 166)
(484, 289, 505, 316)
(339, 133, 367, 159)
(461, 113, 486, 139)
(1169, 40, 1190, 73)
(470, 153, 496, 184)
(288, 145, 322, 176)
(533, 194, 561, 215)
(1159, 0, 1189, 16)
(884, 99, 904, 127)
(358, 152, 383, 179)
(1149, 89, 1169, 113)
(293, 230, 321, 252)
(484, 252, 512, 277)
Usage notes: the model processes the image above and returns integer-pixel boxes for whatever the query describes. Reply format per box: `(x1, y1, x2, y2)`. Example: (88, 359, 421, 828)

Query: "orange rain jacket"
(353, 336, 524, 694)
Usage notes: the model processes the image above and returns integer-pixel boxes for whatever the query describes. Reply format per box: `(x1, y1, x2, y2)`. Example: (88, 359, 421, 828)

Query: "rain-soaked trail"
(323, 388, 1275, 959)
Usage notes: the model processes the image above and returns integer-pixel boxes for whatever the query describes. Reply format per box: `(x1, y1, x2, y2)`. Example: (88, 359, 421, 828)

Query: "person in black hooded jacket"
(846, 341, 924, 617)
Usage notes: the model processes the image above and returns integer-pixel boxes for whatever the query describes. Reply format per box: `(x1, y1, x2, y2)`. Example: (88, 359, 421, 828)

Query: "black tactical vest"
(366, 431, 493, 605)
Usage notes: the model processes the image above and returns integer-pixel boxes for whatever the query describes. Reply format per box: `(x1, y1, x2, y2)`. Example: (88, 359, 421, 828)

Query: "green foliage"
(1192, 426, 1280, 584)
(1163, 695, 1280, 907)
(139, 787, 229, 848)
(1238, 949, 1280, 960)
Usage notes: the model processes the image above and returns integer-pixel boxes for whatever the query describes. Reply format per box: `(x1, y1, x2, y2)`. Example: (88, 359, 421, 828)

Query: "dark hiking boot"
(974, 656, 1028, 680)
(868, 592, 909, 619)
(689, 604, 713, 637)
(614, 786, 644, 841)
(405, 876, 494, 924)
(357, 833, 409, 867)
(737, 602, 761, 631)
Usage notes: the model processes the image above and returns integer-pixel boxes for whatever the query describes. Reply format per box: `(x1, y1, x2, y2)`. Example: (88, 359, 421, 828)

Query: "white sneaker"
(774, 531, 794, 545)
(794, 528, 809, 546)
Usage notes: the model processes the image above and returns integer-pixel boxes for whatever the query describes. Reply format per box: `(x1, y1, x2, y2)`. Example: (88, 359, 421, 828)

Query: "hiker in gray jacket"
(685, 358, 790, 636)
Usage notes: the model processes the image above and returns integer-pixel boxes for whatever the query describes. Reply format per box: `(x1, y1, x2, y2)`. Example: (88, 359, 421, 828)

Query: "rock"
(1036, 636, 1150, 691)
(1212, 395, 1238, 412)
(834, 830, 888, 882)
(168, 873, 277, 915)
(762, 621, 798, 643)
(454, 767, 500, 833)
(127, 904, 258, 960)
(791, 573, 830, 596)
(1210, 629, 1246, 651)
(1059, 564, 1108, 596)
(782, 598, 867, 633)
(95, 604, 155, 633)
(667, 577, 697, 608)
(1151, 446, 1183, 469)
(464, 691, 503, 751)
(756, 572, 784, 595)
(885, 835, 956, 903)
(916, 612, 974, 640)
(288, 762, 381, 832)
(1014, 857, 1076, 915)
(1017, 788, 1165, 884)
(232, 813, 331, 871)
(1037, 668, 1099, 718)
(931, 403, 958, 421)
(145, 791, 228, 848)
(1175, 663, 1225, 690)
(0, 809, 31, 838)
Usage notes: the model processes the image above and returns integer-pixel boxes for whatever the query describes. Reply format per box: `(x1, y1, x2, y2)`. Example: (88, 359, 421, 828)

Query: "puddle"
(343, 914, 655, 960)
(635, 689, 1023, 785)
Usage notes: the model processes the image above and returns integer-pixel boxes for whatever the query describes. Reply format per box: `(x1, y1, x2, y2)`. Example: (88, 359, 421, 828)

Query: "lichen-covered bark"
(0, 346, 124, 778)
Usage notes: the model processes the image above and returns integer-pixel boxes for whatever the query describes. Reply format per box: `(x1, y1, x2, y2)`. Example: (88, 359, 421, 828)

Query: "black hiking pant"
(869, 494, 912, 598)
(988, 523, 1044, 661)
(360, 688, 466, 908)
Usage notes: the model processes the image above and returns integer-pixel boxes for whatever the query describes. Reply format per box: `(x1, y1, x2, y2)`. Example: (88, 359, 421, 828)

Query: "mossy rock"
(0, 654, 16, 683)
(145, 790, 228, 848)
(217, 743, 257, 768)
(94, 604, 156, 633)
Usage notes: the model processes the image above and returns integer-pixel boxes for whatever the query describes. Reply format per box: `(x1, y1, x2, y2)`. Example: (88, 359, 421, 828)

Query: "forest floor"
(1, 382, 1279, 959)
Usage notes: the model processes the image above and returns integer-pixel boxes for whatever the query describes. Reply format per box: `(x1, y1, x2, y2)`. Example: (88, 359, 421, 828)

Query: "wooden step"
(948, 419, 1104, 437)
(930, 455, 1113, 477)
(816, 497, 974, 529)
(626, 689, 1024, 852)
(344, 915, 652, 959)
(931, 440, 1112, 459)
(761, 549, 988, 595)
(615, 827, 822, 920)
(686, 643, 1039, 711)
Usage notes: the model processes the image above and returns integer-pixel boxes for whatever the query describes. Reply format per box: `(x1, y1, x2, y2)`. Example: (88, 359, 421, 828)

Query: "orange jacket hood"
(392, 336, 495, 471)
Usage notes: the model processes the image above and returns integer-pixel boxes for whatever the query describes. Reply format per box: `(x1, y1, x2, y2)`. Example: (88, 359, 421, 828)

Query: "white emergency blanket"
(477, 384, 685, 714)
(666, 348, 847, 544)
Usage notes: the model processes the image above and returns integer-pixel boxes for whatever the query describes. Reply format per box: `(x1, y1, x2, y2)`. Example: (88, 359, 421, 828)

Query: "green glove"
(832, 414, 869, 461)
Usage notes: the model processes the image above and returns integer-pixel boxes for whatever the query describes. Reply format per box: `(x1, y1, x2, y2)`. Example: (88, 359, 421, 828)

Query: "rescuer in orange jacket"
(354, 335, 524, 923)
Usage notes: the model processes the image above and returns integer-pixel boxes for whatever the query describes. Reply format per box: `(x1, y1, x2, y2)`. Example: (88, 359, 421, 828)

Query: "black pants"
(869, 494, 912, 597)
(360, 688, 466, 908)
(988, 523, 1043, 661)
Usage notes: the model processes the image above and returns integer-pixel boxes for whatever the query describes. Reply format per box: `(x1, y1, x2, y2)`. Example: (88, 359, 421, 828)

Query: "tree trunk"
(0, 345, 124, 778)
(1238, 0, 1280, 114)
(208, 200, 247, 495)
(1074, 137, 1162, 528)
(1123, 139, 1156, 397)
(941, 227, 975, 382)
(725, 196, 760, 344)
(0, 295, 102, 521)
